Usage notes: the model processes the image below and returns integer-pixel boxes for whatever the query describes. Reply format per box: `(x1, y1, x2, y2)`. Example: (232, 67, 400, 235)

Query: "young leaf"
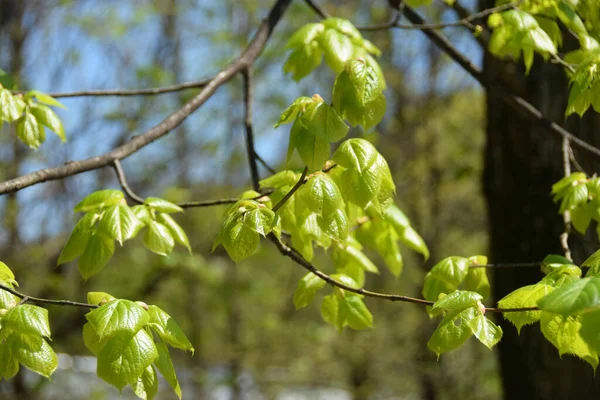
(74, 190, 125, 213)
(0, 342, 19, 380)
(131, 205, 153, 225)
(464, 268, 491, 300)
(97, 329, 158, 390)
(318, 28, 354, 72)
(156, 213, 191, 253)
(132, 365, 159, 400)
(0, 88, 25, 122)
(12, 334, 58, 378)
(338, 295, 373, 330)
(332, 59, 386, 130)
(298, 100, 349, 142)
(541, 312, 598, 369)
(27, 90, 66, 109)
(86, 299, 150, 340)
(29, 103, 65, 142)
(154, 342, 182, 399)
(430, 290, 483, 316)
(293, 272, 327, 309)
(428, 306, 477, 357)
(284, 42, 324, 81)
(537, 276, 600, 316)
(78, 233, 115, 279)
(498, 284, 553, 333)
(147, 305, 194, 352)
(321, 293, 342, 331)
(143, 221, 175, 256)
(143, 197, 183, 214)
(580, 310, 600, 354)
(2, 305, 51, 338)
(87, 292, 117, 305)
(57, 212, 98, 265)
(97, 204, 144, 245)
(16, 110, 44, 149)
(290, 119, 330, 171)
(422, 257, 470, 302)
(583, 249, 600, 276)
(285, 23, 325, 49)
(467, 314, 503, 350)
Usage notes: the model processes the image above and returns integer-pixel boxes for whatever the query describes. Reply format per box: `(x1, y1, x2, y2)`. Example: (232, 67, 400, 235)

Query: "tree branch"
(268, 234, 538, 313)
(0, 283, 97, 309)
(19, 78, 212, 99)
(272, 166, 308, 212)
(561, 138, 573, 261)
(112, 160, 144, 204)
(0, 0, 293, 196)
(242, 68, 260, 191)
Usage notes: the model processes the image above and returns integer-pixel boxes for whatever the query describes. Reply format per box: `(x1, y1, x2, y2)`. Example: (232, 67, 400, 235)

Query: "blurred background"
(0, 0, 498, 398)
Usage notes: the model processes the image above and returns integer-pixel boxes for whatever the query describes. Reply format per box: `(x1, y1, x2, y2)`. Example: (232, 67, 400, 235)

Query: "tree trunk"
(482, 16, 600, 400)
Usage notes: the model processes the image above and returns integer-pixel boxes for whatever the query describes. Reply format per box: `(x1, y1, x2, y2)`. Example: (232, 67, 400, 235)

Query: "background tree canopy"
(1, 0, 600, 399)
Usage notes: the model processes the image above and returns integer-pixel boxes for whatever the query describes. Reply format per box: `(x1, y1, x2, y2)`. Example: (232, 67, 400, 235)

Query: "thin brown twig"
(267, 234, 538, 313)
(561, 138, 573, 261)
(0, 283, 97, 309)
(242, 68, 260, 191)
(177, 190, 274, 209)
(17, 79, 212, 99)
(112, 160, 144, 204)
(256, 153, 277, 175)
(272, 166, 308, 212)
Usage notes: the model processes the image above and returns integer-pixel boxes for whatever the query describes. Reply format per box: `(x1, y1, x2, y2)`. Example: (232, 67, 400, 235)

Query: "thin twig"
(112, 160, 144, 204)
(304, 0, 330, 18)
(272, 166, 308, 212)
(471, 262, 541, 269)
(561, 138, 573, 261)
(0, 283, 97, 309)
(25, 79, 212, 99)
(569, 146, 587, 174)
(242, 68, 260, 191)
(267, 234, 538, 313)
(256, 153, 277, 175)
(177, 190, 273, 209)
(0, 0, 293, 195)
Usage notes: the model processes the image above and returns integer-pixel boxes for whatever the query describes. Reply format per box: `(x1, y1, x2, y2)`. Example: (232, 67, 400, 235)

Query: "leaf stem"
(272, 166, 308, 212)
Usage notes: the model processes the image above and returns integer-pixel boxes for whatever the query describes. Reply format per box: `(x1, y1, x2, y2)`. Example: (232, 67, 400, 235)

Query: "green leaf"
(0, 88, 25, 122)
(78, 233, 115, 279)
(157, 213, 191, 253)
(322, 18, 362, 39)
(321, 293, 341, 330)
(154, 342, 182, 398)
(132, 365, 158, 400)
(143, 197, 183, 214)
(260, 170, 300, 189)
(131, 205, 153, 225)
(355, 218, 403, 276)
(2, 305, 51, 338)
(283, 43, 324, 81)
(0, 69, 16, 90)
(97, 204, 144, 245)
(143, 221, 175, 256)
(86, 299, 150, 340)
(332, 60, 386, 130)
(464, 268, 491, 300)
(74, 190, 125, 213)
(422, 257, 470, 302)
(541, 265, 581, 288)
(318, 29, 354, 72)
(27, 90, 66, 109)
(583, 249, 600, 276)
(0, 341, 19, 379)
(29, 103, 65, 142)
(293, 272, 327, 309)
(298, 100, 349, 142)
(537, 276, 600, 316)
(428, 306, 477, 357)
(16, 110, 44, 149)
(290, 119, 330, 171)
(83, 322, 107, 356)
(332, 138, 378, 173)
(97, 329, 158, 390)
(498, 284, 553, 333)
(57, 212, 98, 265)
(0, 261, 15, 282)
(430, 290, 482, 316)
(467, 314, 503, 350)
(580, 310, 600, 354)
(147, 305, 194, 352)
(214, 213, 260, 262)
(338, 295, 373, 330)
(12, 334, 58, 378)
(541, 312, 598, 369)
(87, 292, 117, 305)
(285, 23, 325, 49)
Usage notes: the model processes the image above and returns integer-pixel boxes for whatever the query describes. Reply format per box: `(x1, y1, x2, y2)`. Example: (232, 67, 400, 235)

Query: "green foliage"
(294, 272, 327, 309)
(213, 199, 280, 262)
(319, 279, 373, 332)
(84, 294, 192, 399)
(0, 87, 66, 148)
(422, 256, 470, 301)
(538, 276, 600, 316)
(428, 290, 502, 357)
(498, 284, 553, 333)
(59, 191, 191, 277)
(332, 60, 386, 130)
(283, 18, 383, 83)
(566, 52, 600, 116)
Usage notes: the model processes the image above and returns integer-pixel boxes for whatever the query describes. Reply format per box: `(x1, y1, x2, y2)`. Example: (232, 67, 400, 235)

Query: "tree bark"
(482, 13, 600, 400)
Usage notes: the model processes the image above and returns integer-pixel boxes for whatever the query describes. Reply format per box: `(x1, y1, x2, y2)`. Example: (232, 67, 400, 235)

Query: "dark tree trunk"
(482, 12, 600, 400)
